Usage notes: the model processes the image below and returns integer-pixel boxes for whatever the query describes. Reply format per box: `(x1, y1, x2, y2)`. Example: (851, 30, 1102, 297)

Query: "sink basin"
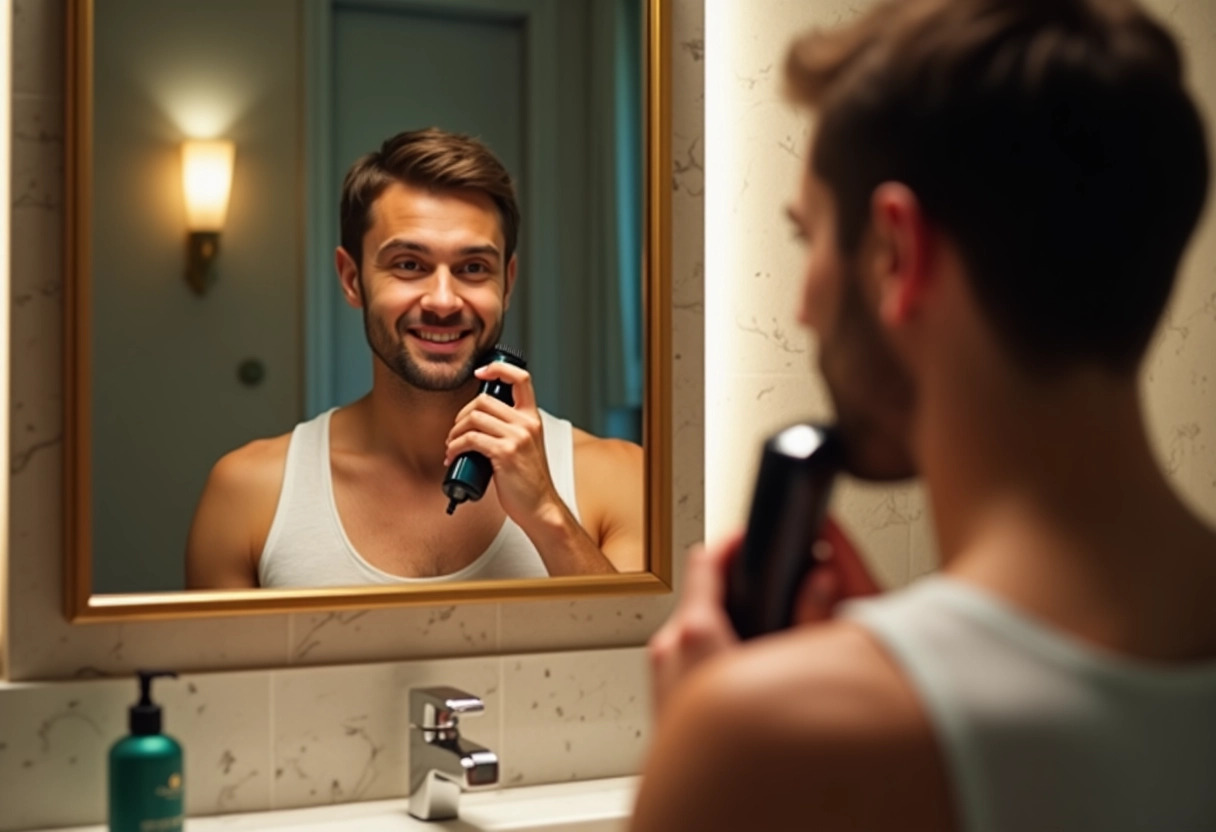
(449, 778, 633, 832)
(229, 777, 635, 832)
(43, 777, 637, 832)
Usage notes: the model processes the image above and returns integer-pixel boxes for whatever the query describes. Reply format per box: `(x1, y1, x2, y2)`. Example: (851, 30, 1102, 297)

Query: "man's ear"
(870, 182, 933, 327)
(335, 246, 364, 309)
(503, 254, 518, 310)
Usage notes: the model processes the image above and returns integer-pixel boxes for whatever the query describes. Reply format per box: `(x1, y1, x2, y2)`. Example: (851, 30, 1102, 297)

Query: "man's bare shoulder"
(569, 428, 644, 570)
(186, 430, 295, 589)
(205, 432, 293, 497)
(695, 620, 927, 733)
(633, 620, 955, 832)
(571, 427, 643, 468)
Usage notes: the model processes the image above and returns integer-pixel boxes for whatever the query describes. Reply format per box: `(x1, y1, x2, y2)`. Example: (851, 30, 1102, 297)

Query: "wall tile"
(832, 480, 919, 591)
(706, 373, 830, 539)
(908, 500, 942, 581)
(499, 595, 670, 656)
(12, 0, 65, 99)
(0, 679, 128, 831)
(11, 95, 63, 214)
(161, 671, 274, 817)
(0, 670, 273, 832)
(287, 604, 498, 667)
(270, 657, 500, 810)
(500, 648, 649, 787)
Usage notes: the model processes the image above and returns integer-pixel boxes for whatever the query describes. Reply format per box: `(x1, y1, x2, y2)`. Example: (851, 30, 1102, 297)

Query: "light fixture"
(181, 139, 235, 295)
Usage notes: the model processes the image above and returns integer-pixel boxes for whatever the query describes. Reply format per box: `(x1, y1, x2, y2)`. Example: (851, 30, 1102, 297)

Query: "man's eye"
(393, 259, 422, 271)
(462, 262, 488, 275)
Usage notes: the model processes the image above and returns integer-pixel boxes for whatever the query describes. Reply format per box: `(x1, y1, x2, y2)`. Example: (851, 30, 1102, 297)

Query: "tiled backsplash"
(0, 647, 649, 830)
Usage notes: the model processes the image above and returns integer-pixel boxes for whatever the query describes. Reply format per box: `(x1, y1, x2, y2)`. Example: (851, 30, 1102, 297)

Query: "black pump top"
(129, 670, 178, 735)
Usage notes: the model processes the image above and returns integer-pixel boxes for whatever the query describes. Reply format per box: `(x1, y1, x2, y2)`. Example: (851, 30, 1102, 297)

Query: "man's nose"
(420, 268, 463, 315)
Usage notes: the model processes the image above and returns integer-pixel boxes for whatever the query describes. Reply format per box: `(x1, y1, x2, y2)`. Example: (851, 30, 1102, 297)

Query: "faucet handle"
(410, 686, 486, 730)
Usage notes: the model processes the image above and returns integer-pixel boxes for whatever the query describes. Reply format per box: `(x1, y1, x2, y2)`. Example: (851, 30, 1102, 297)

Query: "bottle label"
(153, 772, 183, 800)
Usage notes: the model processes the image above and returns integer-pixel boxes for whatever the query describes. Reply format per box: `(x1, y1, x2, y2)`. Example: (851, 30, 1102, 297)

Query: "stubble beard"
(819, 263, 919, 482)
(364, 307, 504, 393)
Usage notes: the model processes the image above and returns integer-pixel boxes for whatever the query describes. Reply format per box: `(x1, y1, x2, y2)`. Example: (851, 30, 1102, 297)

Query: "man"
(186, 128, 643, 588)
(634, 1, 1216, 830)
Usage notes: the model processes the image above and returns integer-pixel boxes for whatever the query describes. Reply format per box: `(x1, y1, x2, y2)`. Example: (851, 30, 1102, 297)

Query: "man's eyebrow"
(377, 239, 431, 257)
(458, 244, 501, 259)
(376, 240, 501, 260)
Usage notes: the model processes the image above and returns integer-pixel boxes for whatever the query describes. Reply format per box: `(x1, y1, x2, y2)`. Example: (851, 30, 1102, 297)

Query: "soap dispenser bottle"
(109, 670, 184, 832)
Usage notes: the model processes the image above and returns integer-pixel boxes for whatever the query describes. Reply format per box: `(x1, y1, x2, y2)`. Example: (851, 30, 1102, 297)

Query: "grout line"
(267, 673, 276, 810)
(495, 603, 503, 654)
(285, 613, 295, 665)
(497, 654, 507, 784)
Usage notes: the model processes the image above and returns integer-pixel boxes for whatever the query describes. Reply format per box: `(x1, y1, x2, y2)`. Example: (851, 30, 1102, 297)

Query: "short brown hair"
(786, 0, 1209, 373)
(339, 127, 521, 269)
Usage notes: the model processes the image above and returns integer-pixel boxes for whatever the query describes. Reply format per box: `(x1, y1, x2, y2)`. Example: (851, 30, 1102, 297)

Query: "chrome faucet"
(408, 686, 499, 821)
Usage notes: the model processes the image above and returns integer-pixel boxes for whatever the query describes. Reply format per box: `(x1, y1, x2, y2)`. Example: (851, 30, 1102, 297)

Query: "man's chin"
(401, 365, 476, 392)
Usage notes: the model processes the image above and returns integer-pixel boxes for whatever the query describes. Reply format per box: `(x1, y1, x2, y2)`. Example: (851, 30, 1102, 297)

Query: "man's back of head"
(785, 0, 1209, 375)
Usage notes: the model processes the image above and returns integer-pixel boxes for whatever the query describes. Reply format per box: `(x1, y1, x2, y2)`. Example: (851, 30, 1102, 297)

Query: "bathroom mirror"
(64, 0, 671, 621)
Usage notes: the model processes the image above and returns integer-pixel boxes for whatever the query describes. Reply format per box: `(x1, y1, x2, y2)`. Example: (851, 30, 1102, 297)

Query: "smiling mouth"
(409, 329, 471, 345)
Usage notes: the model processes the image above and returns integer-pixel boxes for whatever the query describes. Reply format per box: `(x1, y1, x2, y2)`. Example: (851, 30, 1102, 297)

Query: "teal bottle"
(109, 670, 184, 832)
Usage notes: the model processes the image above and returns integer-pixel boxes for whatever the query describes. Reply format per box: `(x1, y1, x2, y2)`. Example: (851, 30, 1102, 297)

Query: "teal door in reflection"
(322, 3, 526, 409)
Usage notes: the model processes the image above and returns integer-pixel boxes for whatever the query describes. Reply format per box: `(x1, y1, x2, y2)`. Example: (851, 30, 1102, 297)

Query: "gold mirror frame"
(63, 0, 672, 622)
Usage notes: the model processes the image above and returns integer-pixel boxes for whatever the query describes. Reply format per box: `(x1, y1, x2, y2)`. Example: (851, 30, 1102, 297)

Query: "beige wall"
(0, 0, 703, 826)
(704, 0, 1216, 582)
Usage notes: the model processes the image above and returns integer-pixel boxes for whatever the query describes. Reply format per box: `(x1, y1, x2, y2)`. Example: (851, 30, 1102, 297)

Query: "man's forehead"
(367, 181, 504, 245)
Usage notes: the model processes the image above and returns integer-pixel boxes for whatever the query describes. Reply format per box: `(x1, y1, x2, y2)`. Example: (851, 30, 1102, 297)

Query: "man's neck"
(351, 362, 481, 478)
(915, 360, 1216, 658)
(919, 365, 1166, 563)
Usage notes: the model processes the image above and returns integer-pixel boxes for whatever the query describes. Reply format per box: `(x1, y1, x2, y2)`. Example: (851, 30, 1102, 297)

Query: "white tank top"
(257, 408, 579, 587)
(843, 575, 1216, 832)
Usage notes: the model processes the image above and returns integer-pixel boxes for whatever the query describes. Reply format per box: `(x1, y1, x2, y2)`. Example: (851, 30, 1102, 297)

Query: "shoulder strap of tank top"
(258, 409, 338, 584)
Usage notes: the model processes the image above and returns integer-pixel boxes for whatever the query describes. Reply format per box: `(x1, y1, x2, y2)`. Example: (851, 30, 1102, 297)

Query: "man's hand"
(444, 362, 619, 575)
(793, 516, 882, 623)
(444, 362, 562, 525)
(647, 533, 743, 716)
(647, 517, 879, 715)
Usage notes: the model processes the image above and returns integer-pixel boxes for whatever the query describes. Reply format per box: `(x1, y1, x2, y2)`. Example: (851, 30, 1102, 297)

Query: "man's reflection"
(185, 128, 644, 589)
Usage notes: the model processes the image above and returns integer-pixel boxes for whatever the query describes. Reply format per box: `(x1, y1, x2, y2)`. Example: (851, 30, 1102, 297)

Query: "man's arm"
(632, 526, 949, 831)
(631, 624, 956, 832)
(185, 437, 286, 589)
(572, 432, 645, 572)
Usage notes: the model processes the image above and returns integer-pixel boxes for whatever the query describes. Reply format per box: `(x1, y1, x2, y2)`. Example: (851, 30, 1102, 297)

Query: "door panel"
(329, 5, 526, 406)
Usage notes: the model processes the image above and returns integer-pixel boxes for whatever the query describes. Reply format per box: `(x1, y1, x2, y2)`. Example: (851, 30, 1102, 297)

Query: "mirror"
(64, 0, 671, 620)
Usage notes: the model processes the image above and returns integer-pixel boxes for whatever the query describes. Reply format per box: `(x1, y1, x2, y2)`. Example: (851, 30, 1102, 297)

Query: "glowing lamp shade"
(181, 140, 234, 231)
(180, 140, 234, 294)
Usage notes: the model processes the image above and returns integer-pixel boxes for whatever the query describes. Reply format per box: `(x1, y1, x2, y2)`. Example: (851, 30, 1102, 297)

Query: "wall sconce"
(181, 139, 235, 295)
